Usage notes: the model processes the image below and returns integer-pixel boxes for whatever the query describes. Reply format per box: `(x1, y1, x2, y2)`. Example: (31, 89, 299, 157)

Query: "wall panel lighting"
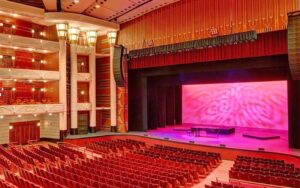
(68, 27, 80, 44)
(107, 31, 117, 46)
(86, 31, 97, 46)
(56, 23, 68, 40)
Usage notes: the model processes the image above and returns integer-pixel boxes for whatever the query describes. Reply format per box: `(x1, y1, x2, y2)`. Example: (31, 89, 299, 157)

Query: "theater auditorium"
(0, 0, 299, 187)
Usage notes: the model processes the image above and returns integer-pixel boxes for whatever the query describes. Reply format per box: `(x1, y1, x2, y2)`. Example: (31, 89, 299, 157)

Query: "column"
(70, 43, 78, 135)
(89, 46, 96, 133)
(59, 40, 67, 138)
(110, 46, 117, 131)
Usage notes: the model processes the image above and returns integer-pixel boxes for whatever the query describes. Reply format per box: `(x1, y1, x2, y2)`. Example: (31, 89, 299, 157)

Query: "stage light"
(107, 31, 117, 46)
(56, 23, 68, 40)
(68, 27, 80, 44)
(86, 31, 97, 46)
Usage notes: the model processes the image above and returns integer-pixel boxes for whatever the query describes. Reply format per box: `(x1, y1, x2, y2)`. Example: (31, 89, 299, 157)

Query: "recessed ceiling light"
(74, 0, 80, 3)
(95, 4, 100, 8)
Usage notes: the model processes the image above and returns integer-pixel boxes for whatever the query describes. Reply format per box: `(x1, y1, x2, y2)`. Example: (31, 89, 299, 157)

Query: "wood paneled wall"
(119, 0, 300, 50)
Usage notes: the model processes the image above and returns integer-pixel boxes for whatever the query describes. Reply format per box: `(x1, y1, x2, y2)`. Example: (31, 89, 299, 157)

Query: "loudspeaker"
(113, 45, 126, 87)
(288, 12, 300, 80)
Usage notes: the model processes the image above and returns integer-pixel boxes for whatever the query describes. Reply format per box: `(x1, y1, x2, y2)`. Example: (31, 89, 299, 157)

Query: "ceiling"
(7, 0, 180, 23)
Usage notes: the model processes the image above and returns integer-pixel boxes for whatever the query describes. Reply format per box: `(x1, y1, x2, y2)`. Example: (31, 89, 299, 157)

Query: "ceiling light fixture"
(107, 31, 117, 46)
(68, 27, 80, 44)
(95, 4, 100, 8)
(86, 31, 97, 46)
(56, 23, 68, 40)
(74, 0, 80, 4)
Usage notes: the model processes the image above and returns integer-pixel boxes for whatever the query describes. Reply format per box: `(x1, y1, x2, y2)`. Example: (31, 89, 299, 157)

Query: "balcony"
(0, 68, 59, 81)
(0, 33, 59, 53)
(0, 103, 64, 116)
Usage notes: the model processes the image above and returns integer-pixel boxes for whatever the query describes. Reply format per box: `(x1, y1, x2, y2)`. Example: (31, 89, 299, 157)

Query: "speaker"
(288, 11, 300, 80)
(113, 45, 126, 87)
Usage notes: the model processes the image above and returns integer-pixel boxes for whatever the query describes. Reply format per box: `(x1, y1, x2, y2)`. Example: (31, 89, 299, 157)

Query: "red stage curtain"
(129, 30, 287, 69)
(119, 0, 299, 50)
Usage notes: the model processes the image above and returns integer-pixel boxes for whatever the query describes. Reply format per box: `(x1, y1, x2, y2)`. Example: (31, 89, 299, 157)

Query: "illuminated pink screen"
(182, 81, 288, 130)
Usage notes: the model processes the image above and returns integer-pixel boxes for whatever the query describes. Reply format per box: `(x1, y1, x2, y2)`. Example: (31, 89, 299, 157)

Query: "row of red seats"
(0, 147, 24, 168)
(229, 170, 300, 187)
(0, 178, 17, 188)
(49, 145, 77, 160)
(3, 170, 41, 188)
(232, 164, 299, 178)
(22, 148, 45, 163)
(33, 167, 92, 188)
(57, 144, 85, 159)
(230, 156, 300, 188)
(0, 155, 12, 171)
(19, 168, 67, 188)
(71, 160, 168, 188)
(60, 163, 138, 188)
(39, 146, 67, 161)
(11, 148, 36, 165)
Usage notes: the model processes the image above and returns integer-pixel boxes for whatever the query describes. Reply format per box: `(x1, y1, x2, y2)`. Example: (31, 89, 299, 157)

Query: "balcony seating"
(229, 156, 300, 188)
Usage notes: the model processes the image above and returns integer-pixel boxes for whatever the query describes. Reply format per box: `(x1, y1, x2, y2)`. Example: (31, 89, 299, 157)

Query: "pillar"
(110, 46, 117, 131)
(59, 40, 67, 138)
(70, 43, 78, 135)
(89, 46, 96, 133)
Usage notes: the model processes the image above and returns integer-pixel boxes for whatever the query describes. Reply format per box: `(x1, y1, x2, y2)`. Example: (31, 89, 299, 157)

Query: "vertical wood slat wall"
(96, 57, 111, 130)
(119, 0, 300, 50)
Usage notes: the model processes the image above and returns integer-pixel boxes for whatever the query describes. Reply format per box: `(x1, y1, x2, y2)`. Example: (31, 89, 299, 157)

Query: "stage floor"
(66, 125, 300, 156)
(145, 125, 300, 156)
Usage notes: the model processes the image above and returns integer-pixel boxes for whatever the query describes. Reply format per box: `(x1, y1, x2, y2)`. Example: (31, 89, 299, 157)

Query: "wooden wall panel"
(119, 0, 300, 50)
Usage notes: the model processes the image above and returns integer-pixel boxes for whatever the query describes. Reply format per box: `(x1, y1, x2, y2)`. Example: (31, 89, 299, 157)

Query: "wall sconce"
(107, 31, 117, 46)
(56, 23, 68, 40)
(9, 126, 13, 130)
(68, 27, 80, 44)
(86, 31, 97, 46)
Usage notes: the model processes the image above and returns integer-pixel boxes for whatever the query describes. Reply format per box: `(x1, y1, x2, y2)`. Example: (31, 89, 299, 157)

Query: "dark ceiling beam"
(57, 0, 62, 12)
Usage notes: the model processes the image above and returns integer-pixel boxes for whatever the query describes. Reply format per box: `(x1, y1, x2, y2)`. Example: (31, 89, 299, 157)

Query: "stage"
(66, 125, 300, 157)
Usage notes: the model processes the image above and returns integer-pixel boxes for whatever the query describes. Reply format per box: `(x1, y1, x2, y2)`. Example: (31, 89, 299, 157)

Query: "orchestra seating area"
(229, 156, 300, 188)
(0, 138, 299, 187)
